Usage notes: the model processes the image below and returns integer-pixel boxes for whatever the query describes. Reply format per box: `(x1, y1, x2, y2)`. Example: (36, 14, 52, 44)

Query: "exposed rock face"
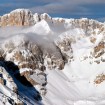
(0, 66, 17, 91)
(55, 36, 74, 62)
(0, 9, 35, 26)
(0, 9, 105, 37)
(43, 51, 65, 70)
(2, 36, 65, 70)
(90, 37, 96, 44)
(5, 42, 43, 70)
(94, 41, 105, 58)
(34, 16, 105, 35)
(0, 66, 23, 105)
(94, 73, 105, 84)
(0, 77, 4, 85)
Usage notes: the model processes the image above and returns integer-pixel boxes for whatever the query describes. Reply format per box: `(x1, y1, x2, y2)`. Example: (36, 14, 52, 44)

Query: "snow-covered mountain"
(0, 9, 105, 105)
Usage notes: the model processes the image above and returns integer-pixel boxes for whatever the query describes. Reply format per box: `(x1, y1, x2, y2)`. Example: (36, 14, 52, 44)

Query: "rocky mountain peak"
(0, 8, 104, 30)
(0, 9, 35, 26)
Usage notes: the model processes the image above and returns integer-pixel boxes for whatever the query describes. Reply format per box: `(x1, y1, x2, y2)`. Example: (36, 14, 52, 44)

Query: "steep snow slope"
(30, 20, 53, 35)
(0, 9, 105, 105)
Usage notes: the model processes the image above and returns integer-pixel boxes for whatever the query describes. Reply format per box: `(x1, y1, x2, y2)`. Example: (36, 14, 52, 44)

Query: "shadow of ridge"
(0, 60, 42, 104)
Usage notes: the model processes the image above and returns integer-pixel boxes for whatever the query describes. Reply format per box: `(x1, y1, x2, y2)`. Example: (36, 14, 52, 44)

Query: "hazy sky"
(0, 0, 105, 21)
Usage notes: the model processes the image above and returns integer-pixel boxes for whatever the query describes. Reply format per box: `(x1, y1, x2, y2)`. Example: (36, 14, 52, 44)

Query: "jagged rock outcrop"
(0, 65, 23, 105)
(0, 9, 35, 26)
(0, 9, 105, 36)
(44, 53, 64, 70)
(94, 41, 105, 58)
(55, 35, 74, 62)
(94, 73, 105, 84)
(2, 34, 65, 70)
